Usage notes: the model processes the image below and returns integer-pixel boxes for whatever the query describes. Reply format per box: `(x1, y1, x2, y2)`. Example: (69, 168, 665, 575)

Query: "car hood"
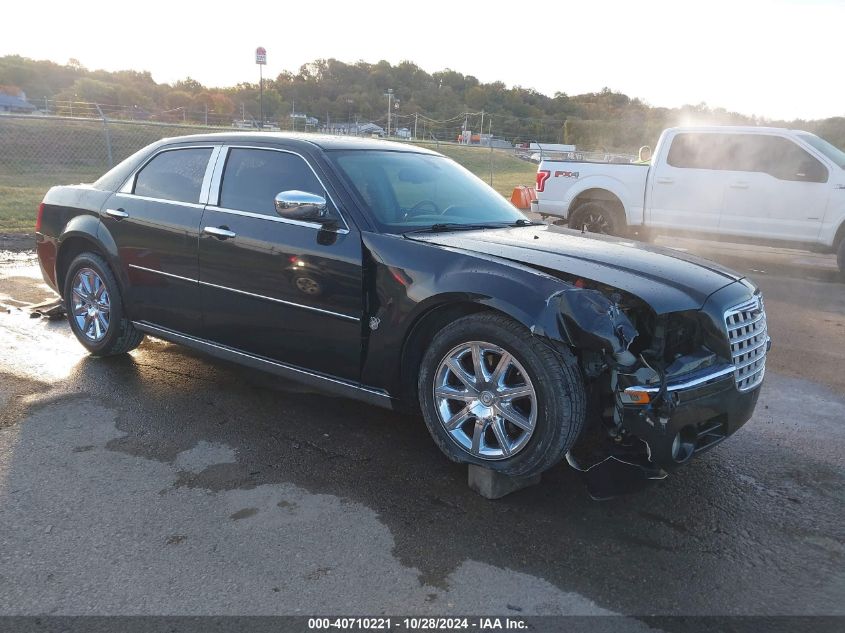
(406, 225, 744, 313)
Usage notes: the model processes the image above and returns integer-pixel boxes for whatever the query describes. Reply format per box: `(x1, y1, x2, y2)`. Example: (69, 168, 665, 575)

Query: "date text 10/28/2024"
(308, 617, 528, 630)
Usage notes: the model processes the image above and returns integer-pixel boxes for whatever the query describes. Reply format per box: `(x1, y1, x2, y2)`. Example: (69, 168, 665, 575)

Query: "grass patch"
(0, 116, 537, 233)
(411, 141, 537, 197)
(0, 185, 43, 232)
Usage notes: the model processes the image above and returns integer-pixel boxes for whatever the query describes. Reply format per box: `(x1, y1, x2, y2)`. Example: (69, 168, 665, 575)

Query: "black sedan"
(35, 133, 769, 480)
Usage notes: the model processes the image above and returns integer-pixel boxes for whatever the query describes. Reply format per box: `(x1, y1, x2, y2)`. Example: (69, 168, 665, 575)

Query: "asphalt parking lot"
(0, 236, 843, 626)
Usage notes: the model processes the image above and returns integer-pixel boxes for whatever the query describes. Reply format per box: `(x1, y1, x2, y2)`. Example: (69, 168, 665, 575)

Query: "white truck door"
(720, 134, 829, 242)
(647, 132, 731, 234)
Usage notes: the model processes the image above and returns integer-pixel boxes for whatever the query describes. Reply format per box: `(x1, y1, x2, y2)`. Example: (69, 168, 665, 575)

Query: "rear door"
(719, 134, 829, 242)
(102, 145, 218, 335)
(646, 132, 732, 234)
(198, 145, 363, 380)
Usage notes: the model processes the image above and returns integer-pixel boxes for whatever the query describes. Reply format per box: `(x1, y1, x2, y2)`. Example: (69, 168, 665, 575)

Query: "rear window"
(133, 148, 212, 203)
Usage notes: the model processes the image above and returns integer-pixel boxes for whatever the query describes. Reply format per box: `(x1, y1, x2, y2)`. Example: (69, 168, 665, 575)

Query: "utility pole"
(384, 88, 393, 137)
(204, 103, 208, 126)
(480, 109, 484, 139)
(414, 112, 418, 140)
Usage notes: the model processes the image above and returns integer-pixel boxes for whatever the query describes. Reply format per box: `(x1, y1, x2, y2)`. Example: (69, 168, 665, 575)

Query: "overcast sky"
(3, 0, 842, 120)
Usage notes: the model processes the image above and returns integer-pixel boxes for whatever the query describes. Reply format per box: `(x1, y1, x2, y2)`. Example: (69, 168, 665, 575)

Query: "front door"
(198, 146, 363, 380)
(719, 134, 829, 242)
(101, 145, 215, 335)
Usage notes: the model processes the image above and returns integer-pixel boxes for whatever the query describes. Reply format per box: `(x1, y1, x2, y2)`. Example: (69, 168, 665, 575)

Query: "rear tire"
(64, 252, 144, 356)
(837, 239, 845, 282)
(569, 201, 621, 236)
(418, 313, 586, 477)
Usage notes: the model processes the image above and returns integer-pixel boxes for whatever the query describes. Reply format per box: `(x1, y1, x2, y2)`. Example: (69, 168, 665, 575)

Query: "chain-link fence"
(0, 111, 632, 233)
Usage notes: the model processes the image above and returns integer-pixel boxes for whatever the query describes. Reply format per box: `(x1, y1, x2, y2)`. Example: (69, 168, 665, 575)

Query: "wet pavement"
(0, 238, 843, 624)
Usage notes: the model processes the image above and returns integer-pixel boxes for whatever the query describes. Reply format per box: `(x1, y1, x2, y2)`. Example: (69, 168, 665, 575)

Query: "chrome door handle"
(730, 181, 750, 189)
(655, 177, 674, 184)
(105, 208, 129, 219)
(203, 226, 237, 240)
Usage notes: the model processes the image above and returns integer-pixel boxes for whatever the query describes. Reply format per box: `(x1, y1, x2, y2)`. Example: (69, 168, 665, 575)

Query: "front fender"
(359, 232, 579, 394)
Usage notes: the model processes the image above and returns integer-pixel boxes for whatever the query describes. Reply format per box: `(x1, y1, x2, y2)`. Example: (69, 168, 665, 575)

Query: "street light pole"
(384, 88, 393, 137)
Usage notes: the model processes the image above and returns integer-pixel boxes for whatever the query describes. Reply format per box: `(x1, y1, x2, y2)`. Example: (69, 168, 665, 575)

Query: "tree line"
(1, 55, 842, 152)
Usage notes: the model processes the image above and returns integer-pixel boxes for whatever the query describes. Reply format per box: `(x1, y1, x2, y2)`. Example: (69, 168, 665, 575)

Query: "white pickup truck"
(532, 126, 845, 277)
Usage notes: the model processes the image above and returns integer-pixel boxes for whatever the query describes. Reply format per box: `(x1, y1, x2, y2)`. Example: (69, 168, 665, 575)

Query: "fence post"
(95, 103, 114, 168)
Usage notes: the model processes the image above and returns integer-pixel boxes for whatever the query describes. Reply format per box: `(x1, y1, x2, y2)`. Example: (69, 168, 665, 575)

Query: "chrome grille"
(724, 296, 768, 391)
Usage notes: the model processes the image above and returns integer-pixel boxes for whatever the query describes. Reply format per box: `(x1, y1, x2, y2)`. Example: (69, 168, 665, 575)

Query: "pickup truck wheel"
(64, 252, 144, 356)
(838, 239, 845, 281)
(569, 201, 619, 236)
(418, 313, 586, 478)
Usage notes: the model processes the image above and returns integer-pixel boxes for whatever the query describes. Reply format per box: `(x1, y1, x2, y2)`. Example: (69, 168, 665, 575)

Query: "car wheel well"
(398, 301, 491, 412)
(834, 220, 845, 251)
(56, 237, 106, 298)
(569, 189, 625, 225)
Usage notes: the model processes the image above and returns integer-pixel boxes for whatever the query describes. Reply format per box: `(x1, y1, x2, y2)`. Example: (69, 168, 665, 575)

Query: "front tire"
(418, 313, 586, 477)
(64, 252, 144, 356)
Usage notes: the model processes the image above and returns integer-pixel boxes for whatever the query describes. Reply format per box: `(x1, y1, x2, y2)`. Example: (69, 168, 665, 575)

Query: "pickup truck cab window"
(330, 150, 527, 233)
(666, 133, 737, 170)
(667, 133, 827, 183)
(133, 147, 212, 203)
(219, 148, 326, 216)
(797, 132, 845, 169)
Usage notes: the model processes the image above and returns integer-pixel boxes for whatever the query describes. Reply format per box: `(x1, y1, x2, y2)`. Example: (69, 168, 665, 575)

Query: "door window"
(733, 136, 828, 183)
(666, 133, 738, 170)
(219, 148, 325, 216)
(133, 148, 212, 203)
(667, 133, 828, 182)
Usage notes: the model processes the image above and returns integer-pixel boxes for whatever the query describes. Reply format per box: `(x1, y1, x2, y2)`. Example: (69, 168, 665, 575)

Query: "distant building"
(394, 127, 411, 139)
(320, 121, 385, 136)
(0, 91, 37, 113)
(290, 112, 319, 129)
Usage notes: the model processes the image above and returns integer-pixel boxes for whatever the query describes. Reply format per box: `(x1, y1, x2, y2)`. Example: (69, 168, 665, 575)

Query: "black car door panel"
(198, 146, 363, 379)
(102, 146, 216, 335)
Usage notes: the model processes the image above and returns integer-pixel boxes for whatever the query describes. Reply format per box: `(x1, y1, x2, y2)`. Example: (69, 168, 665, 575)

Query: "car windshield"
(328, 150, 529, 233)
(797, 132, 845, 169)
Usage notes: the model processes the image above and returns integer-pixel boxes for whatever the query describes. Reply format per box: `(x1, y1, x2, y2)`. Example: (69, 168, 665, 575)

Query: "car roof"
(157, 131, 444, 155)
(666, 125, 812, 135)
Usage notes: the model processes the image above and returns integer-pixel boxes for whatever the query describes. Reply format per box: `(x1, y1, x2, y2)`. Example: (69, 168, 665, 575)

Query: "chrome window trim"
(200, 146, 224, 205)
(203, 205, 349, 234)
(209, 144, 351, 233)
(118, 144, 220, 199)
(132, 320, 391, 403)
(127, 264, 358, 322)
(114, 193, 206, 210)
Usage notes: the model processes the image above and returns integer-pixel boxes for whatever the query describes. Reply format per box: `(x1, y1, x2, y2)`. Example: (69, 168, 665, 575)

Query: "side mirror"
(274, 190, 330, 223)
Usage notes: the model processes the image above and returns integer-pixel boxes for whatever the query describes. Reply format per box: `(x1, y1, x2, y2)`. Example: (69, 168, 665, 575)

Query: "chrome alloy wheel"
(71, 267, 111, 342)
(433, 341, 537, 460)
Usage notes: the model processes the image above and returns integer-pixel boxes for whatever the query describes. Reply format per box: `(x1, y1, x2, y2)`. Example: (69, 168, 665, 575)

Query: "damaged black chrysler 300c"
(35, 133, 769, 481)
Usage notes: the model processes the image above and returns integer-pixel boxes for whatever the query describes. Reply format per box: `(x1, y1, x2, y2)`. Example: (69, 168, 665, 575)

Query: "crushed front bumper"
(617, 363, 762, 469)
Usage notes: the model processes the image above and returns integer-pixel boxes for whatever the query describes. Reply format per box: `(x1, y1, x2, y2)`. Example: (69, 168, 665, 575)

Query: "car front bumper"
(618, 363, 763, 469)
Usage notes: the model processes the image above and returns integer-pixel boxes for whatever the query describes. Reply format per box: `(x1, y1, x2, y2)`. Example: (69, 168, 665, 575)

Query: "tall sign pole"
(255, 46, 267, 129)
(384, 88, 393, 137)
